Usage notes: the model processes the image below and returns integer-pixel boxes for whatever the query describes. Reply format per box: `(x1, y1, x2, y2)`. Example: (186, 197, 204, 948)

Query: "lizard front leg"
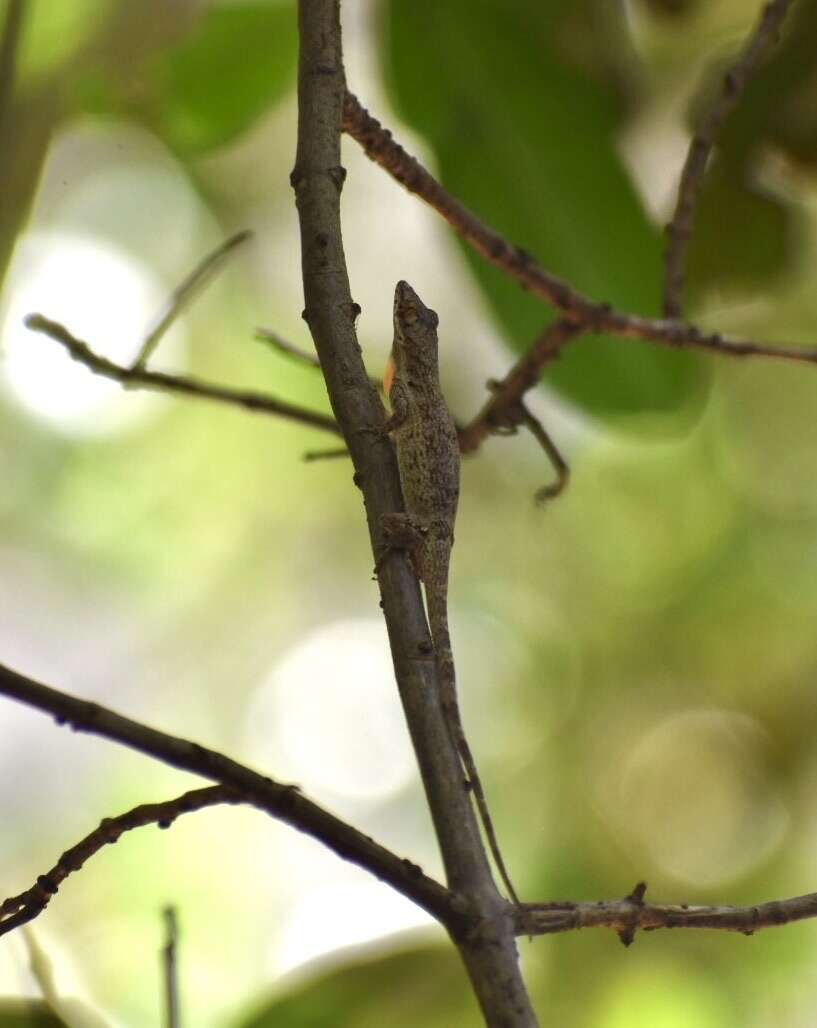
(374, 512, 427, 579)
(381, 378, 410, 434)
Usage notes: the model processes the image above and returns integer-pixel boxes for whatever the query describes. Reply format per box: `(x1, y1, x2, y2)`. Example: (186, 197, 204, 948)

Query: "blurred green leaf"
(686, 165, 794, 302)
(680, 3, 815, 304)
(73, 3, 297, 156)
(0, 1000, 67, 1027)
(383, 0, 707, 423)
(15, 0, 115, 88)
(20, 929, 113, 1028)
(236, 941, 478, 1028)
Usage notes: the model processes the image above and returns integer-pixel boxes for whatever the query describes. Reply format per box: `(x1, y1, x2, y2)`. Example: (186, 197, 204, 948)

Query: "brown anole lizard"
(380, 280, 519, 905)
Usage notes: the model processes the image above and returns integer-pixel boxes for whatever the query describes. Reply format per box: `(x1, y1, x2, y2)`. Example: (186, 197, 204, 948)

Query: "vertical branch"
(663, 0, 795, 318)
(162, 907, 181, 1028)
(291, 3, 538, 1024)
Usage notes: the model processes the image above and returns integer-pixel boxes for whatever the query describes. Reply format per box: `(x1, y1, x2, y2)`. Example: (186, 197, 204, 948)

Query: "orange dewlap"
(383, 354, 396, 397)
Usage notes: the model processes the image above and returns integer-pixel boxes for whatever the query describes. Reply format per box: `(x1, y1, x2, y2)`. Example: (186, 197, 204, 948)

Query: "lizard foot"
(373, 513, 427, 577)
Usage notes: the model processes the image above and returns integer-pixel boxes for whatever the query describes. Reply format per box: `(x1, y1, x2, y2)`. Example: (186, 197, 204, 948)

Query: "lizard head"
(392, 281, 440, 380)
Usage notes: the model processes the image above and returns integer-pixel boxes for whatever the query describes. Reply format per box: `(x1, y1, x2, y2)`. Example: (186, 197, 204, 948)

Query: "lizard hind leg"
(374, 512, 428, 579)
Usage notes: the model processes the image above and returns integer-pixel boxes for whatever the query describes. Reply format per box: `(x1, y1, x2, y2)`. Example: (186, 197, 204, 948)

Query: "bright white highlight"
(273, 880, 434, 978)
(244, 618, 415, 805)
(1, 231, 182, 434)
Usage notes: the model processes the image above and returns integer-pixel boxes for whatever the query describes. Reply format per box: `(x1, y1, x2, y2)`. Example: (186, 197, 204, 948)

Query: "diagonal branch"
(256, 326, 324, 370)
(342, 91, 590, 324)
(663, 0, 796, 318)
(458, 320, 580, 455)
(24, 313, 343, 438)
(0, 661, 456, 926)
(256, 325, 385, 392)
(135, 229, 253, 369)
(458, 319, 578, 500)
(343, 91, 817, 366)
(0, 786, 239, 936)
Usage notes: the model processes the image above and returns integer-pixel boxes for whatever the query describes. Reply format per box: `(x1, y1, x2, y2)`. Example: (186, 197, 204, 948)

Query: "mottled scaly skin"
(384, 281, 518, 904)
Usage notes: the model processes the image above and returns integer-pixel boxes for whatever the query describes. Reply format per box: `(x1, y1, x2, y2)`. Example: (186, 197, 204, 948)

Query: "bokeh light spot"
(595, 707, 788, 886)
(244, 619, 415, 805)
(1, 230, 183, 434)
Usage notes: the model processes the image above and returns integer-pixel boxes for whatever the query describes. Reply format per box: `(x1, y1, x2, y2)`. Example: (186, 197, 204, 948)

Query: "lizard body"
(382, 280, 519, 905)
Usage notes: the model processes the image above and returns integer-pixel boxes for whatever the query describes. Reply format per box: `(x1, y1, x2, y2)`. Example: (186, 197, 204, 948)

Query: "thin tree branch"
(663, 0, 795, 318)
(135, 230, 253, 369)
(458, 319, 581, 456)
(24, 313, 343, 438)
(457, 320, 575, 502)
(524, 408, 570, 504)
(0, 786, 238, 937)
(303, 446, 350, 461)
(343, 91, 817, 366)
(8, 772, 810, 966)
(516, 882, 817, 944)
(162, 906, 181, 1028)
(256, 325, 385, 392)
(0, 661, 457, 927)
(294, 5, 537, 1025)
(256, 326, 324, 370)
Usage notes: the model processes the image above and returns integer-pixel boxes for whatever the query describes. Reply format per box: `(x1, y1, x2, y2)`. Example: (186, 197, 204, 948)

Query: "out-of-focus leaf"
(678, 3, 814, 305)
(235, 941, 478, 1028)
(685, 163, 794, 302)
(21, 930, 113, 1028)
(15, 0, 115, 87)
(0, 1000, 67, 1027)
(383, 0, 707, 423)
(643, 0, 697, 13)
(72, 3, 297, 156)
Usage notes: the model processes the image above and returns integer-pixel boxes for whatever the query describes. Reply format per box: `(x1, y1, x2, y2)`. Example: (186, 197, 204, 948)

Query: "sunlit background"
(3, 1, 817, 1025)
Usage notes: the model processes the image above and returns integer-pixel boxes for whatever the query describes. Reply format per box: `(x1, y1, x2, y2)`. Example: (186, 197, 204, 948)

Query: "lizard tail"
(425, 541, 520, 905)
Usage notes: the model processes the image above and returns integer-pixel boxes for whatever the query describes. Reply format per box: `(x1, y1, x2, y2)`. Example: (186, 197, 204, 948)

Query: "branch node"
(627, 881, 648, 904)
(617, 881, 647, 948)
(328, 164, 347, 191)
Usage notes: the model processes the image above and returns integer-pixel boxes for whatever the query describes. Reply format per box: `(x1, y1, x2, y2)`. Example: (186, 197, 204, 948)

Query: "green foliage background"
(2, 1, 817, 1025)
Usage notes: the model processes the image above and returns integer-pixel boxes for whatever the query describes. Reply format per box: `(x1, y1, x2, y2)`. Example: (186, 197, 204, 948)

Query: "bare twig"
(0, 661, 457, 926)
(135, 230, 253, 369)
(524, 409, 570, 504)
(343, 91, 817, 366)
(24, 313, 342, 438)
(296, 6, 537, 1025)
(663, 0, 795, 318)
(458, 319, 581, 456)
(256, 326, 324, 370)
(256, 326, 386, 395)
(457, 319, 576, 499)
(303, 446, 350, 461)
(0, 787, 237, 937)
(162, 906, 180, 1028)
(456, 320, 575, 502)
(516, 882, 817, 944)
